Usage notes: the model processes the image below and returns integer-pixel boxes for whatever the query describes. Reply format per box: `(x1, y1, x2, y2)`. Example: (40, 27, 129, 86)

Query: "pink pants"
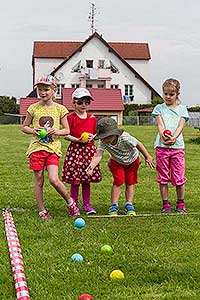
(156, 147, 187, 186)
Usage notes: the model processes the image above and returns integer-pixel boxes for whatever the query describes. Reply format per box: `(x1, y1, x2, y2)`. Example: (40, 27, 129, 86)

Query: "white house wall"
(34, 58, 63, 82)
(126, 59, 150, 81)
(34, 36, 152, 104)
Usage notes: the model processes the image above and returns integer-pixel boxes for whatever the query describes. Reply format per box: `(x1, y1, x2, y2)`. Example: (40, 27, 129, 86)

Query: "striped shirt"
(97, 132, 139, 165)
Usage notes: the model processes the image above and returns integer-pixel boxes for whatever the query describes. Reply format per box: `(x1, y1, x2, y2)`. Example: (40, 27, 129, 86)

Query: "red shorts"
(29, 150, 59, 171)
(108, 156, 140, 185)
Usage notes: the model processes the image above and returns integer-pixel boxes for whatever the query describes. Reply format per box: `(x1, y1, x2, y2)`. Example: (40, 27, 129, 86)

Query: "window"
(124, 85, 134, 102)
(125, 84, 133, 96)
(111, 84, 119, 89)
(86, 83, 93, 88)
(98, 83, 105, 88)
(71, 60, 81, 72)
(110, 61, 119, 73)
(56, 84, 65, 98)
(71, 84, 80, 88)
(86, 60, 93, 68)
(98, 60, 105, 68)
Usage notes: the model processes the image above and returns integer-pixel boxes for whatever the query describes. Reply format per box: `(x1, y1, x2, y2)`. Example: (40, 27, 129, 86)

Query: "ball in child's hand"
(38, 128, 47, 138)
(163, 129, 172, 136)
(81, 132, 90, 142)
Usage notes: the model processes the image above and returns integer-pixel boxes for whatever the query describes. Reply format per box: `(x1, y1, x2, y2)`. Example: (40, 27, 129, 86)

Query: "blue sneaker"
(125, 203, 136, 216)
(108, 204, 119, 216)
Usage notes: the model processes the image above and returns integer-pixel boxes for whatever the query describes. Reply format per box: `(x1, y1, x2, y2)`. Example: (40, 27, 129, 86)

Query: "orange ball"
(81, 132, 90, 142)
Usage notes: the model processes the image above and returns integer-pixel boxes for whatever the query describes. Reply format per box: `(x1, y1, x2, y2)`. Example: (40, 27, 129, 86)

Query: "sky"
(0, 0, 200, 107)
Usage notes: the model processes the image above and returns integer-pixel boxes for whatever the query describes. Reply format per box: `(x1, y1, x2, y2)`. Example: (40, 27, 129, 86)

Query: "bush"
(189, 137, 200, 144)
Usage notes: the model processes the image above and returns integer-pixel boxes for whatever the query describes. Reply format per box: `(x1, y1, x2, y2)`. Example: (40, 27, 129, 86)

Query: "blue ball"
(71, 253, 83, 262)
(74, 218, 86, 228)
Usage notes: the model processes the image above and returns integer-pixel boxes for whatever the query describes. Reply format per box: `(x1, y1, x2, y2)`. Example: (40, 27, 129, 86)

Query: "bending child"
(62, 88, 102, 215)
(151, 78, 189, 213)
(22, 75, 80, 219)
(86, 117, 154, 216)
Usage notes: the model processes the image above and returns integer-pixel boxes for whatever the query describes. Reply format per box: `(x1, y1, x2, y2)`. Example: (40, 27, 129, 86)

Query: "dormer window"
(86, 60, 93, 68)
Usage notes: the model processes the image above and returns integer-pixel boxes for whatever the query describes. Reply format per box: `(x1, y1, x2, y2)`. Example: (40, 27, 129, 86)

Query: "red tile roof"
(33, 42, 82, 58)
(20, 89, 124, 115)
(62, 88, 124, 111)
(20, 98, 62, 115)
(33, 39, 150, 60)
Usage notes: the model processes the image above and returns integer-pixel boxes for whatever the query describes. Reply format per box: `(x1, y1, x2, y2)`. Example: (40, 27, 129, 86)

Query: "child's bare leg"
(111, 184, 122, 204)
(47, 165, 71, 204)
(176, 184, 185, 200)
(159, 184, 168, 200)
(125, 184, 134, 203)
(34, 170, 45, 212)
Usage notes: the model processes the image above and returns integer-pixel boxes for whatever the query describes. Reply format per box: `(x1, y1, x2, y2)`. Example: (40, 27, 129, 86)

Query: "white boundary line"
(87, 212, 200, 218)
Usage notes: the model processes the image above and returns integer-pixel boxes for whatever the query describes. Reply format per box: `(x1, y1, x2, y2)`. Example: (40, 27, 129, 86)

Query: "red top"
(67, 112, 97, 138)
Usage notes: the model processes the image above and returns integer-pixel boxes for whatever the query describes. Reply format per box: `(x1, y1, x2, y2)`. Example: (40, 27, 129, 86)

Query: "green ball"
(101, 245, 113, 254)
(38, 128, 47, 138)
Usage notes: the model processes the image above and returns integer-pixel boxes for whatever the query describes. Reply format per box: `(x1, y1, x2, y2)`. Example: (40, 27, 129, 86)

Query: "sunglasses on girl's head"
(75, 99, 91, 105)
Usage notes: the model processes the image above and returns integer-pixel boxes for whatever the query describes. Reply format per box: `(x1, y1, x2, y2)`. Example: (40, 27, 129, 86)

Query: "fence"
(123, 116, 200, 127)
(0, 114, 200, 127)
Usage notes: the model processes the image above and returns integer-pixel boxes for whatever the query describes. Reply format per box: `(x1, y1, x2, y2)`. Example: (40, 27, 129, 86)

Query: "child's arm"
(155, 115, 167, 140)
(47, 116, 70, 136)
(136, 141, 154, 169)
(22, 113, 39, 136)
(86, 149, 104, 176)
(64, 133, 95, 143)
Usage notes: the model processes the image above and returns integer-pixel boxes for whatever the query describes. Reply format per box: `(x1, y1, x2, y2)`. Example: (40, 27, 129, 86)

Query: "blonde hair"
(162, 78, 180, 103)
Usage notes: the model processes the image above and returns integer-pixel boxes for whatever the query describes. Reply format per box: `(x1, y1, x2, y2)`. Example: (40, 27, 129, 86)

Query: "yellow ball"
(110, 270, 124, 280)
(81, 132, 90, 142)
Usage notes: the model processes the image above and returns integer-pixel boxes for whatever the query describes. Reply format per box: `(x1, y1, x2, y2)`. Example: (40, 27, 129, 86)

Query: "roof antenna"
(88, 2, 97, 34)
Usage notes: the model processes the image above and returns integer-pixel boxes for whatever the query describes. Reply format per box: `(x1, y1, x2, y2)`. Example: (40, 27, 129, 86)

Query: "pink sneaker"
(39, 210, 52, 220)
(84, 205, 96, 215)
(161, 202, 172, 213)
(68, 200, 80, 217)
(176, 201, 186, 213)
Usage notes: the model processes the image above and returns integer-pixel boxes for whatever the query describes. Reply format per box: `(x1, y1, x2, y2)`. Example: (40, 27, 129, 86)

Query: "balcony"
(79, 68, 111, 80)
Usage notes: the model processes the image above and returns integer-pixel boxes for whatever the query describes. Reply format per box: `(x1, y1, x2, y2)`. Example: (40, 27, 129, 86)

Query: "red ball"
(163, 129, 172, 136)
(78, 294, 94, 300)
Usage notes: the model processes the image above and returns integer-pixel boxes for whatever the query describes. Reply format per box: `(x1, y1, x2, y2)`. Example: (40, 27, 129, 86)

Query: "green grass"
(0, 124, 200, 300)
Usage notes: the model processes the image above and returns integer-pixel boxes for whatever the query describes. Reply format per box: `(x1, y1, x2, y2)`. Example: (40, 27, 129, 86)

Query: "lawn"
(0, 124, 200, 300)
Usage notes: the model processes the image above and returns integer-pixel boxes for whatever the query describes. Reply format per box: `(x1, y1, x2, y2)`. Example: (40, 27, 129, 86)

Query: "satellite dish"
(55, 72, 64, 81)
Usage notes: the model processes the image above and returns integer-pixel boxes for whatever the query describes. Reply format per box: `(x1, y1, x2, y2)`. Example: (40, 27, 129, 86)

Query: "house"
(20, 32, 160, 124)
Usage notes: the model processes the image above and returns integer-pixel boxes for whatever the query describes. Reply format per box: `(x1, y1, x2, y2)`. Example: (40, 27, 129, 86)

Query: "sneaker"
(125, 203, 136, 216)
(108, 204, 119, 216)
(84, 205, 96, 215)
(68, 200, 80, 217)
(161, 202, 172, 213)
(176, 201, 186, 213)
(39, 210, 52, 220)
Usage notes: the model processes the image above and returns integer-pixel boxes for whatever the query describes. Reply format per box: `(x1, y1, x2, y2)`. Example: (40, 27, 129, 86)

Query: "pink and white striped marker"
(2, 209, 30, 300)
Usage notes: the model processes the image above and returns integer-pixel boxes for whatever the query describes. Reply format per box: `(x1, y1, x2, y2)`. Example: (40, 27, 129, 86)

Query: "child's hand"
(162, 135, 177, 145)
(46, 128, 58, 136)
(79, 133, 95, 143)
(33, 128, 40, 136)
(86, 165, 94, 176)
(145, 155, 154, 169)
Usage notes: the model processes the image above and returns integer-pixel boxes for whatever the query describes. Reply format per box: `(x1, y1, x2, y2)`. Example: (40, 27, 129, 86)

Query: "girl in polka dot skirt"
(62, 88, 102, 215)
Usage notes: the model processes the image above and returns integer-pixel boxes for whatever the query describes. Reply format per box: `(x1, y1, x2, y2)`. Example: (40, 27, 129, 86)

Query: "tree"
(151, 96, 164, 105)
(0, 96, 19, 115)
